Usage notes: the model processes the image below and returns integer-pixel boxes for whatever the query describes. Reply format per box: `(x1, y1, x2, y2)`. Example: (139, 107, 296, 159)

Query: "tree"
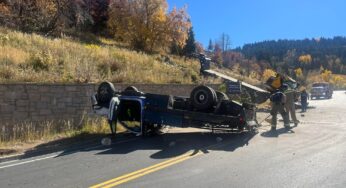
(108, 0, 190, 53)
(299, 54, 312, 64)
(182, 26, 196, 56)
(212, 43, 223, 66)
(321, 69, 332, 82)
(262, 69, 276, 81)
(207, 39, 213, 52)
(0, 0, 93, 34)
(219, 33, 231, 52)
(195, 42, 204, 54)
(294, 68, 303, 79)
(90, 0, 111, 33)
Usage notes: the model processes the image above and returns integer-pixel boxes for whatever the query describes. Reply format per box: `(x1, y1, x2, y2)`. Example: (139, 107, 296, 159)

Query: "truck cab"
(311, 82, 333, 99)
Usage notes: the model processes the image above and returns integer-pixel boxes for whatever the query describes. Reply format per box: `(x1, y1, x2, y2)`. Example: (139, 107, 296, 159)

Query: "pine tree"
(183, 26, 196, 56)
(207, 39, 214, 52)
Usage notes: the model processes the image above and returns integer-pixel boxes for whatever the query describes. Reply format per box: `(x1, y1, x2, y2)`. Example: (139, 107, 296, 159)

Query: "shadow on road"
(15, 133, 109, 160)
(36, 130, 257, 160)
(93, 131, 257, 159)
(260, 127, 295, 138)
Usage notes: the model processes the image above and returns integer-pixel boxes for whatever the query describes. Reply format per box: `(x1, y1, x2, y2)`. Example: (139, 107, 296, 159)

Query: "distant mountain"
(236, 37, 346, 63)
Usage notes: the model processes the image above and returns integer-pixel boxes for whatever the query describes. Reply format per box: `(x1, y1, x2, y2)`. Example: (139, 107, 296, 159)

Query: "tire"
(215, 91, 229, 101)
(121, 86, 144, 96)
(97, 81, 116, 106)
(125, 86, 139, 92)
(190, 85, 217, 111)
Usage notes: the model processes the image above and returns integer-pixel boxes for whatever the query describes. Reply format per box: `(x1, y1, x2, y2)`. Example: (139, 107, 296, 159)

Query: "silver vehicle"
(311, 82, 333, 99)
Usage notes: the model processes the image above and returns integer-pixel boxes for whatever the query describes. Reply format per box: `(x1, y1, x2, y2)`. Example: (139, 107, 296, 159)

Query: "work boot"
(271, 126, 276, 131)
(294, 120, 300, 127)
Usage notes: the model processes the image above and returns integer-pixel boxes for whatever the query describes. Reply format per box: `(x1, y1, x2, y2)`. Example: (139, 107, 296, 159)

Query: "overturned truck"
(92, 55, 298, 136)
(91, 82, 259, 136)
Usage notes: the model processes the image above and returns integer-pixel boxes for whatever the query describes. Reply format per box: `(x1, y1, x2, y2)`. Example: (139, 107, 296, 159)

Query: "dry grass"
(0, 118, 112, 148)
(0, 27, 200, 84)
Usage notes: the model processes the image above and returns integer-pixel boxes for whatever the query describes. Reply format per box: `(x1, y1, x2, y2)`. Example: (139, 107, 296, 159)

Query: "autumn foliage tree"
(0, 0, 59, 33)
(107, 0, 191, 53)
(212, 43, 223, 67)
(0, 0, 96, 34)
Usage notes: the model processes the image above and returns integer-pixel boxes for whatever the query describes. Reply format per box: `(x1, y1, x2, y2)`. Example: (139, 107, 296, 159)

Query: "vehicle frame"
(91, 82, 258, 136)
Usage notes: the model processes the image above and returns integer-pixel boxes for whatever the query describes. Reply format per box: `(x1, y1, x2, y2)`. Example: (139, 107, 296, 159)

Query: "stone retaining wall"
(0, 83, 219, 125)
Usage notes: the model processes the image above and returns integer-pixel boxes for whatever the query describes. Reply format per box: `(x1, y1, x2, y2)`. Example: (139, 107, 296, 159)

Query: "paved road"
(1, 91, 345, 188)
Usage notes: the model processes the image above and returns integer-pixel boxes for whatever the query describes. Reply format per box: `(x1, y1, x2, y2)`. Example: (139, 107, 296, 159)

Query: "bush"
(28, 51, 54, 72)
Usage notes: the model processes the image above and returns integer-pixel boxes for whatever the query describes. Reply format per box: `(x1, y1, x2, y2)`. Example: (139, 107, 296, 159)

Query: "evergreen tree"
(207, 39, 214, 52)
(183, 26, 196, 56)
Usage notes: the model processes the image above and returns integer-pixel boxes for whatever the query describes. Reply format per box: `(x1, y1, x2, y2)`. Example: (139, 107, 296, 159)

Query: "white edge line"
(0, 159, 20, 165)
(0, 155, 58, 169)
(0, 137, 139, 170)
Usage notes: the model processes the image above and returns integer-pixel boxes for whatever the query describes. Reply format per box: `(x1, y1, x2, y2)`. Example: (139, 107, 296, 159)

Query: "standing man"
(270, 89, 290, 131)
(284, 86, 300, 126)
(300, 89, 309, 112)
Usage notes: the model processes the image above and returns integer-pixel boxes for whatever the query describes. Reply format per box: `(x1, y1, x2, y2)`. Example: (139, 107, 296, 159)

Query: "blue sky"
(167, 0, 346, 48)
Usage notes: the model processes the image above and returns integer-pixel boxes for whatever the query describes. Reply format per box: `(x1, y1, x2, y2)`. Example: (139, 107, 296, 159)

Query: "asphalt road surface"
(1, 91, 345, 188)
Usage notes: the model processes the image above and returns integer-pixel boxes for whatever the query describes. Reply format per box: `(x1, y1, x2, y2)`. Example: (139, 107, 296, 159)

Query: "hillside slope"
(0, 28, 200, 84)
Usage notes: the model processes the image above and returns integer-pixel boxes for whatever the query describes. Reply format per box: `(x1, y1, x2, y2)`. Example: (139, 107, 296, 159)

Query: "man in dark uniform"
(270, 89, 290, 131)
(300, 89, 309, 112)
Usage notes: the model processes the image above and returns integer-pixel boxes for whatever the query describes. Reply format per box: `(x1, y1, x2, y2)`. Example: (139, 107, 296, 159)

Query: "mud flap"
(108, 97, 120, 135)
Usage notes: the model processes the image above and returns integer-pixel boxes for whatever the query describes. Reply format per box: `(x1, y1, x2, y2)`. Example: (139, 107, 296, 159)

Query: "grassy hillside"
(0, 27, 200, 84)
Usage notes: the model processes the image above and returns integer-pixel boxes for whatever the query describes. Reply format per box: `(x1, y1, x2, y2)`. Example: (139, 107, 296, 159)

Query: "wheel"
(215, 91, 229, 101)
(190, 85, 217, 111)
(121, 86, 143, 96)
(125, 86, 139, 92)
(97, 81, 116, 106)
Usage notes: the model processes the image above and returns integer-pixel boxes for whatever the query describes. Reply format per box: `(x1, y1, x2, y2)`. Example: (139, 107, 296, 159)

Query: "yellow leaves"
(85, 44, 100, 50)
(332, 75, 343, 83)
(294, 68, 303, 78)
(108, 0, 190, 52)
(155, 8, 167, 22)
(249, 71, 259, 79)
(321, 69, 332, 82)
(262, 69, 277, 81)
(299, 54, 312, 64)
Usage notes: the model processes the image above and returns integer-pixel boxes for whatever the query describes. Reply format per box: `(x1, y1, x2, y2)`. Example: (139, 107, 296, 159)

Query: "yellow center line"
(90, 141, 229, 188)
(90, 151, 202, 188)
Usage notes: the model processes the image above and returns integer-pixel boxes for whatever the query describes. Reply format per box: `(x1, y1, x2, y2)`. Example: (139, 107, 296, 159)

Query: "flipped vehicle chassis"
(91, 82, 259, 136)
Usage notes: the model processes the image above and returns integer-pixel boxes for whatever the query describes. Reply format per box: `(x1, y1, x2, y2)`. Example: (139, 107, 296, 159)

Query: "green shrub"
(29, 51, 54, 72)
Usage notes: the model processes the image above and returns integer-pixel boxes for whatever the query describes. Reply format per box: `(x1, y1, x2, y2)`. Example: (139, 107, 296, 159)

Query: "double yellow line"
(90, 151, 202, 188)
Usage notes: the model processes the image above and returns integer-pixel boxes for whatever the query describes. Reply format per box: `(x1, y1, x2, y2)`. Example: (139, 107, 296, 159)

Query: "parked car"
(311, 82, 333, 99)
(91, 82, 258, 137)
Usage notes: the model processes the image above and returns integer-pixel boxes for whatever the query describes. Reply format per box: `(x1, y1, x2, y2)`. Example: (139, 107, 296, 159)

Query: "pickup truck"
(91, 82, 258, 136)
(311, 82, 333, 99)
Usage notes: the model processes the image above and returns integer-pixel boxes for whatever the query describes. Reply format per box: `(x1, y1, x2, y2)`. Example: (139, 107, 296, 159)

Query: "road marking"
(90, 151, 202, 188)
(89, 139, 233, 188)
(0, 159, 20, 165)
(0, 137, 139, 169)
(0, 155, 59, 169)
